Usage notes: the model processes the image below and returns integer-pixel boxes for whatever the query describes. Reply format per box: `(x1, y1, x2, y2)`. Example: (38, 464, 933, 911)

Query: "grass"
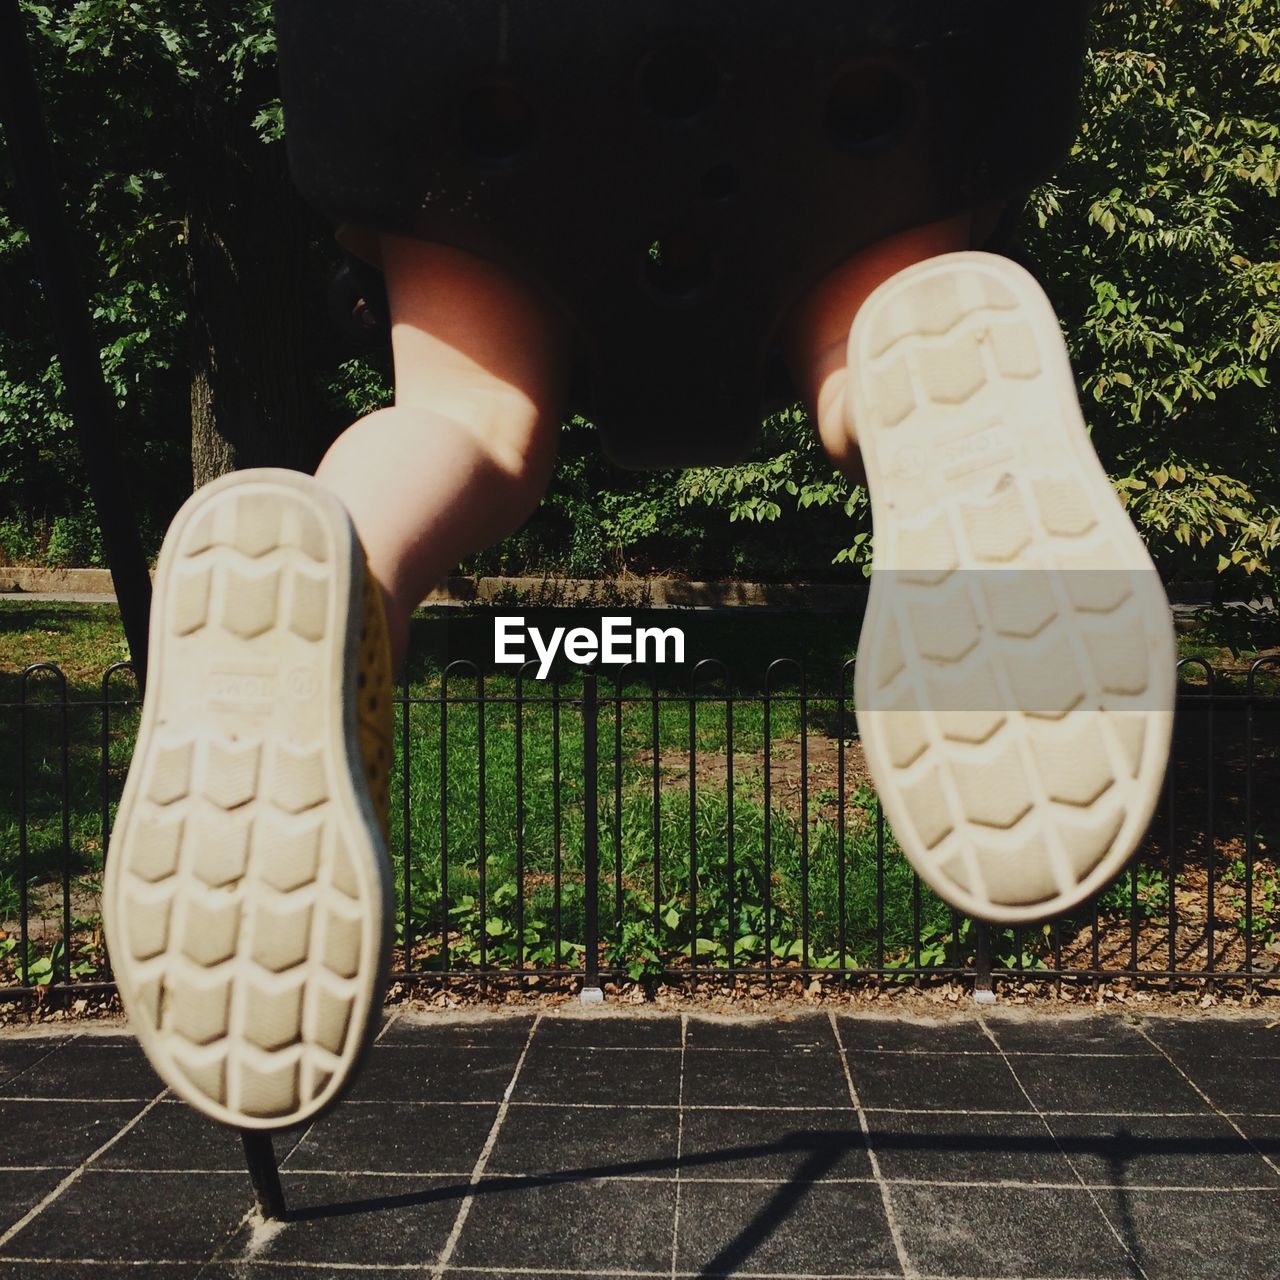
(1174, 603, 1280, 692)
(1, 605, 137, 978)
(1, 598, 1277, 986)
(389, 674, 946, 976)
(0, 601, 132, 682)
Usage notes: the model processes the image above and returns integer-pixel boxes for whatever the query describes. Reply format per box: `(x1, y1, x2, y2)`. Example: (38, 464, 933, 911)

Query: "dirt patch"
(2, 960, 1276, 1030)
(382, 975, 1275, 1016)
(635, 734, 873, 824)
(5, 984, 1276, 1036)
(2, 879, 102, 942)
(1055, 860, 1280, 977)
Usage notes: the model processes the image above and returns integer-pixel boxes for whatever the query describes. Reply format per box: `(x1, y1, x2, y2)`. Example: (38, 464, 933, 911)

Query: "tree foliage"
(1, 0, 339, 556)
(682, 0, 1280, 585)
(2, 0, 1277, 585)
(1042, 0, 1280, 582)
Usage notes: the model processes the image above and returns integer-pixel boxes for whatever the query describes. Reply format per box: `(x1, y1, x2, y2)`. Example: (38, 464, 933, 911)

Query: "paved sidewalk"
(0, 1010, 1276, 1279)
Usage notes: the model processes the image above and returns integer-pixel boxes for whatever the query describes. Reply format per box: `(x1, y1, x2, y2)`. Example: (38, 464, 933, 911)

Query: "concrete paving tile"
(683, 1046, 849, 1109)
(535, 1014, 681, 1050)
(0, 1099, 141, 1169)
(487, 1103, 678, 1178)
(344, 1045, 521, 1104)
(453, 1176, 677, 1272)
(868, 1111, 1069, 1185)
(379, 1015, 537, 1048)
(1093, 1187, 1280, 1280)
(225, 1173, 462, 1267)
(687, 1015, 832, 1051)
(847, 1051, 1030, 1114)
(514, 1044, 680, 1106)
(3, 1169, 248, 1262)
(1045, 1112, 1280, 1188)
(0, 1038, 69, 1088)
(0, 1168, 77, 1237)
(838, 1016, 996, 1055)
(1227, 1111, 1280, 1159)
(0, 1042, 160, 1102)
(287, 1101, 498, 1175)
(1141, 1017, 1280, 1059)
(1008, 1053, 1211, 1116)
(679, 1106, 870, 1182)
(674, 1180, 900, 1277)
(986, 1016, 1156, 1057)
(893, 1183, 1133, 1278)
(1170, 1053, 1280, 1116)
(94, 1100, 300, 1172)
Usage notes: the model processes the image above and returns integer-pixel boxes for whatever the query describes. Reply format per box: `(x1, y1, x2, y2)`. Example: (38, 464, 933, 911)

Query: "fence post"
(973, 922, 995, 1005)
(581, 667, 602, 1003)
(240, 1131, 286, 1220)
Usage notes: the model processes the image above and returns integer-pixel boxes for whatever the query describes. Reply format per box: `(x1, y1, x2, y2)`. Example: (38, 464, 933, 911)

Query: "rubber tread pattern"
(104, 470, 393, 1129)
(850, 253, 1176, 924)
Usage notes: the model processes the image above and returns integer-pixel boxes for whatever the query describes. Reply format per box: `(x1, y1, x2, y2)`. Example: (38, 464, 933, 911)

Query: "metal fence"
(4, 655, 1279, 999)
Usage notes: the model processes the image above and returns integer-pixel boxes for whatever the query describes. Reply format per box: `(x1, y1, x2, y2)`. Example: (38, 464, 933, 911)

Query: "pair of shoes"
(106, 252, 1175, 1130)
(103, 469, 395, 1129)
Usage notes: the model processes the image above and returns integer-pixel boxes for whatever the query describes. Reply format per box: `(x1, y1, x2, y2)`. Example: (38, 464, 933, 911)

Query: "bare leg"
(784, 211, 1177, 927)
(315, 235, 570, 670)
(785, 214, 975, 480)
(108, 237, 568, 1129)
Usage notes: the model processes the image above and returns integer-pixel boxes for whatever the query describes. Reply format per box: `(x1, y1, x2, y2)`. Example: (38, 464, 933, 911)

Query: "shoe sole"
(103, 468, 393, 1128)
(848, 252, 1176, 924)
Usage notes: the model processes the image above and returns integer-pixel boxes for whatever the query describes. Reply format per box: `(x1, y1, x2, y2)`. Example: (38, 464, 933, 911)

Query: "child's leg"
(785, 213, 977, 480)
(315, 235, 570, 670)
(105, 237, 566, 1129)
(786, 221, 1176, 926)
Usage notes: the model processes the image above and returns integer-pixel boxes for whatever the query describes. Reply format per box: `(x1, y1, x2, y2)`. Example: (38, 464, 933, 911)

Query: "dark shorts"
(277, 0, 1091, 467)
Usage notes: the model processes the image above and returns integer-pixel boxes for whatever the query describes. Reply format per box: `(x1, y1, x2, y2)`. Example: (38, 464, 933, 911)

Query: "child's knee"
(319, 400, 555, 519)
(376, 233, 566, 497)
(406, 379, 558, 496)
(452, 397, 558, 522)
(383, 235, 569, 419)
(788, 213, 981, 482)
(810, 361, 859, 473)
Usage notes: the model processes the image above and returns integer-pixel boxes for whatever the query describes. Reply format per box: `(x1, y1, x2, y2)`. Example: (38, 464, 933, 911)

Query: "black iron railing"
(3, 655, 1278, 998)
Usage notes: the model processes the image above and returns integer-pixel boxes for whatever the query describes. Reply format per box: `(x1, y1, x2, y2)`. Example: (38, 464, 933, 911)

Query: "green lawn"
(1, 599, 1276, 987)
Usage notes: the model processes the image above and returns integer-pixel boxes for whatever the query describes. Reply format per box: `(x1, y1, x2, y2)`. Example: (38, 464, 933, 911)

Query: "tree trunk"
(189, 358, 233, 486)
(186, 107, 323, 490)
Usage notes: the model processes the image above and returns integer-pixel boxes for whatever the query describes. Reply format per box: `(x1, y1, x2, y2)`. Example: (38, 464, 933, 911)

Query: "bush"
(44, 511, 104, 568)
(0, 517, 38, 565)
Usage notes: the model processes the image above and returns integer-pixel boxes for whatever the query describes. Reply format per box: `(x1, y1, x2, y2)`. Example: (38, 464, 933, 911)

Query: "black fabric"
(277, 0, 1091, 467)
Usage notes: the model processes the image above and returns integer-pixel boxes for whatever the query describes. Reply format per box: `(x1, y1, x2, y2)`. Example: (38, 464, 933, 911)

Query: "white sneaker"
(104, 468, 395, 1128)
(849, 252, 1176, 924)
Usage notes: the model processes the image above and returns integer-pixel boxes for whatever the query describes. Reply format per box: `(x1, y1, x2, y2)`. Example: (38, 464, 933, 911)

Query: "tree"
(2, 1, 1276, 585)
(1040, 0, 1280, 581)
(1, 0, 334, 517)
(680, 0, 1280, 587)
